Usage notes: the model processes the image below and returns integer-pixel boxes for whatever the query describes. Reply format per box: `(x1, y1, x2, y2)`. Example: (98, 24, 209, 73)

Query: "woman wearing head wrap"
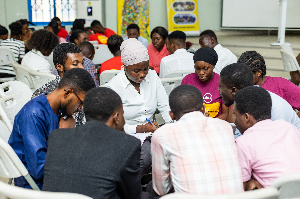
(181, 47, 229, 120)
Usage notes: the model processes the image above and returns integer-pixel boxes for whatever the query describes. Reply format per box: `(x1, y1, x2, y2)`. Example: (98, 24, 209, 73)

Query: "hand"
(245, 178, 263, 191)
(136, 122, 158, 133)
(59, 116, 76, 129)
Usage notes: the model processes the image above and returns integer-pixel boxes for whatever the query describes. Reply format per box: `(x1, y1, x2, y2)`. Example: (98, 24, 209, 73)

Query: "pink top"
(181, 72, 223, 118)
(261, 76, 300, 110)
(147, 43, 170, 73)
(59, 37, 67, 43)
(236, 119, 300, 187)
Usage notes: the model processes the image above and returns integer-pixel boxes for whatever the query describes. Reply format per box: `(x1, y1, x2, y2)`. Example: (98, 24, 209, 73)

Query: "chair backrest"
(93, 44, 114, 65)
(0, 137, 39, 190)
(161, 188, 279, 199)
(27, 69, 56, 91)
(11, 63, 34, 89)
(89, 40, 98, 45)
(0, 47, 16, 66)
(160, 76, 184, 96)
(0, 81, 32, 98)
(0, 120, 10, 142)
(280, 44, 300, 72)
(0, 104, 12, 132)
(271, 172, 300, 199)
(164, 70, 194, 78)
(100, 70, 121, 85)
(0, 180, 92, 199)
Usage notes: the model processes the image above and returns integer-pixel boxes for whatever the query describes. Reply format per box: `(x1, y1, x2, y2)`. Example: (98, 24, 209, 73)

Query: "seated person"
(124, 23, 148, 48)
(78, 41, 98, 86)
(8, 68, 95, 189)
(22, 29, 59, 73)
(52, 17, 68, 39)
(290, 53, 300, 86)
(151, 85, 243, 195)
(32, 43, 85, 127)
(182, 47, 228, 119)
(159, 30, 194, 78)
(43, 87, 141, 198)
(148, 26, 170, 73)
(17, 19, 32, 48)
(199, 29, 237, 74)
(69, 29, 89, 46)
(89, 20, 116, 44)
(100, 34, 124, 74)
(47, 21, 66, 43)
(238, 51, 300, 114)
(233, 86, 300, 189)
(219, 63, 300, 136)
(0, 25, 8, 43)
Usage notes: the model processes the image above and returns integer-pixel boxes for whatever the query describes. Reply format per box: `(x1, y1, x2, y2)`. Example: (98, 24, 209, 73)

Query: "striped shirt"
(0, 38, 25, 62)
(151, 111, 244, 195)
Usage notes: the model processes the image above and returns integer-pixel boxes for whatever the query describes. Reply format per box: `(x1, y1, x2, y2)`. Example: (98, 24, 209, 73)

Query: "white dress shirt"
(104, 69, 172, 142)
(214, 44, 237, 74)
(159, 48, 194, 78)
(21, 49, 52, 73)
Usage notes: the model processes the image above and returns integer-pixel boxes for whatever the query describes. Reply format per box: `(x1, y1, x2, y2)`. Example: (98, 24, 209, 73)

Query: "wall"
(0, 0, 28, 27)
(77, 0, 102, 27)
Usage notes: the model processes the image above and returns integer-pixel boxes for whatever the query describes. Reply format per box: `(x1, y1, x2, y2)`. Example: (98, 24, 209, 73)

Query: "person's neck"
(46, 89, 63, 115)
(256, 76, 267, 86)
(11, 35, 20, 40)
(113, 51, 121, 57)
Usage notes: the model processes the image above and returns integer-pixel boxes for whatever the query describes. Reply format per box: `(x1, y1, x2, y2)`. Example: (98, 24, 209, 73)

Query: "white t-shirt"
(214, 44, 237, 74)
(22, 50, 52, 73)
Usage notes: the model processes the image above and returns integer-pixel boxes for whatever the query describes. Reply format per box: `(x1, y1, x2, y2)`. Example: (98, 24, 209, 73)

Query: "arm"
(159, 59, 167, 78)
(156, 76, 172, 123)
(217, 103, 229, 120)
(244, 178, 263, 191)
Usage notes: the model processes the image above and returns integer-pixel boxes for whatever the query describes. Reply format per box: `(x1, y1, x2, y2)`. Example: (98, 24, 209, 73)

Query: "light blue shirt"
(124, 36, 149, 48)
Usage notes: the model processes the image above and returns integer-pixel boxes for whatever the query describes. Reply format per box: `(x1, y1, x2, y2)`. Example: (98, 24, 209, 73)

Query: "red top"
(57, 28, 68, 39)
(100, 56, 123, 74)
(89, 28, 116, 44)
(147, 43, 170, 73)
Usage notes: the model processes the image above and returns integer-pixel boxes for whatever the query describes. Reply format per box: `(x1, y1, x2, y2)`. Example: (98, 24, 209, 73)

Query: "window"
(28, 0, 76, 26)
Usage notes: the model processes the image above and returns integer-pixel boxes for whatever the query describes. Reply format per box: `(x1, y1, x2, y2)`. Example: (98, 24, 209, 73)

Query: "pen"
(146, 118, 159, 128)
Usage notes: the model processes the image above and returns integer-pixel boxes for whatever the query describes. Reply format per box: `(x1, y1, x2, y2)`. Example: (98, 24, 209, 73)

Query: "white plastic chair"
(271, 172, 300, 199)
(28, 69, 56, 91)
(11, 63, 34, 89)
(93, 44, 114, 65)
(100, 70, 121, 85)
(280, 44, 300, 72)
(160, 77, 184, 96)
(0, 105, 12, 132)
(0, 47, 17, 82)
(0, 137, 39, 190)
(0, 120, 10, 142)
(164, 70, 194, 78)
(161, 188, 279, 199)
(0, 81, 32, 98)
(0, 180, 92, 199)
(89, 40, 98, 45)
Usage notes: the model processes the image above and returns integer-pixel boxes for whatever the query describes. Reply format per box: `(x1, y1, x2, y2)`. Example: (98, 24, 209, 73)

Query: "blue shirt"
(8, 94, 59, 189)
(124, 36, 149, 48)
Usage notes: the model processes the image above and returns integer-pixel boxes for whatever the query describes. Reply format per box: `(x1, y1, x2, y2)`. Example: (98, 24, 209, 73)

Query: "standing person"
(22, 29, 59, 73)
(182, 47, 228, 119)
(100, 34, 124, 74)
(43, 87, 141, 199)
(89, 20, 116, 44)
(47, 21, 67, 43)
(147, 26, 170, 74)
(199, 29, 237, 74)
(124, 23, 148, 48)
(151, 85, 243, 196)
(8, 68, 96, 189)
(233, 86, 300, 190)
(52, 17, 68, 39)
(159, 30, 194, 78)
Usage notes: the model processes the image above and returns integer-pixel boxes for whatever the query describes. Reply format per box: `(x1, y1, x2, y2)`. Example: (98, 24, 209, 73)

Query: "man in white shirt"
(123, 23, 149, 48)
(199, 29, 237, 74)
(159, 30, 194, 78)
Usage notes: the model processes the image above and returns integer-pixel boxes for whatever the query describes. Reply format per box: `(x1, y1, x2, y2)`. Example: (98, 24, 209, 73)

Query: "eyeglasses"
(72, 90, 83, 112)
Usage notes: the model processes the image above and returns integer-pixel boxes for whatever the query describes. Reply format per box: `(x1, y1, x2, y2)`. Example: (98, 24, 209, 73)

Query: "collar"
(155, 43, 168, 55)
(31, 49, 46, 58)
(173, 48, 187, 54)
(178, 111, 204, 121)
(214, 44, 222, 50)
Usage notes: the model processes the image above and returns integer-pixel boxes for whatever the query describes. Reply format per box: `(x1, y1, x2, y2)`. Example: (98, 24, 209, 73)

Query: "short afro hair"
(91, 20, 102, 27)
(199, 29, 218, 42)
(84, 87, 123, 122)
(9, 22, 22, 37)
(17, 19, 29, 26)
(168, 30, 186, 46)
(79, 41, 95, 58)
(27, 29, 59, 54)
(0, 25, 8, 36)
(151, 26, 168, 41)
(51, 17, 61, 22)
(169, 84, 203, 117)
(53, 43, 81, 66)
(70, 29, 85, 43)
(234, 86, 272, 121)
(220, 63, 254, 90)
(58, 68, 95, 94)
(107, 34, 123, 54)
(127, 24, 140, 32)
(238, 51, 267, 77)
(72, 19, 85, 31)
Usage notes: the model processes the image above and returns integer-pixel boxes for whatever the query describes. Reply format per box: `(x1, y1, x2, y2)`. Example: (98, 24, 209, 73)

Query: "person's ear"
(113, 111, 120, 125)
(243, 113, 252, 124)
(169, 111, 176, 121)
(63, 88, 72, 99)
(200, 105, 205, 114)
(55, 63, 64, 76)
(231, 87, 238, 97)
(257, 70, 263, 77)
(74, 38, 79, 46)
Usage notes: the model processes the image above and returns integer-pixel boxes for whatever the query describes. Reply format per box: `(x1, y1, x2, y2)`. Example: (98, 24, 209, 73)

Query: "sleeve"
(104, 28, 116, 38)
(156, 76, 172, 123)
(151, 132, 172, 195)
(159, 58, 167, 78)
(235, 139, 252, 182)
(118, 140, 141, 199)
(278, 78, 300, 110)
(124, 124, 138, 134)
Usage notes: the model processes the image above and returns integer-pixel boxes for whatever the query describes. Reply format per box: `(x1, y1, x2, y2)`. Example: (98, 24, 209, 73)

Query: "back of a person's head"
(91, 20, 102, 27)
(169, 84, 203, 117)
(9, 22, 22, 37)
(72, 19, 85, 31)
(53, 43, 81, 66)
(58, 68, 95, 94)
(150, 26, 168, 40)
(168, 30, 186, 46)
(0, 25, 8, 36)
(27, 29, 59, 54)
(48, 20, 59, 35)
(127, 24, 140, 32)
(51, 17, 61, 22)
(84, 87, 123, 122)
(79, 41, 94, 58)
(238, 51, 266, 77)
(17, 19, 29, 26)
(235, 86, 272, 121)
(107, 34, 123, 54)
(70, 29, 85, 43)
(199, 29, 217, 41)
(220, 63, 254, 90)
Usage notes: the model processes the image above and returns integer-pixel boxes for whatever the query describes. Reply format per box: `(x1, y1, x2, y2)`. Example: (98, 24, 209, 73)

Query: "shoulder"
(182, 73, 198, 84)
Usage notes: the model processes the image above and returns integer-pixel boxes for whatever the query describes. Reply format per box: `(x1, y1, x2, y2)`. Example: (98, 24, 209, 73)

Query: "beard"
(60, 99, 72, 118)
